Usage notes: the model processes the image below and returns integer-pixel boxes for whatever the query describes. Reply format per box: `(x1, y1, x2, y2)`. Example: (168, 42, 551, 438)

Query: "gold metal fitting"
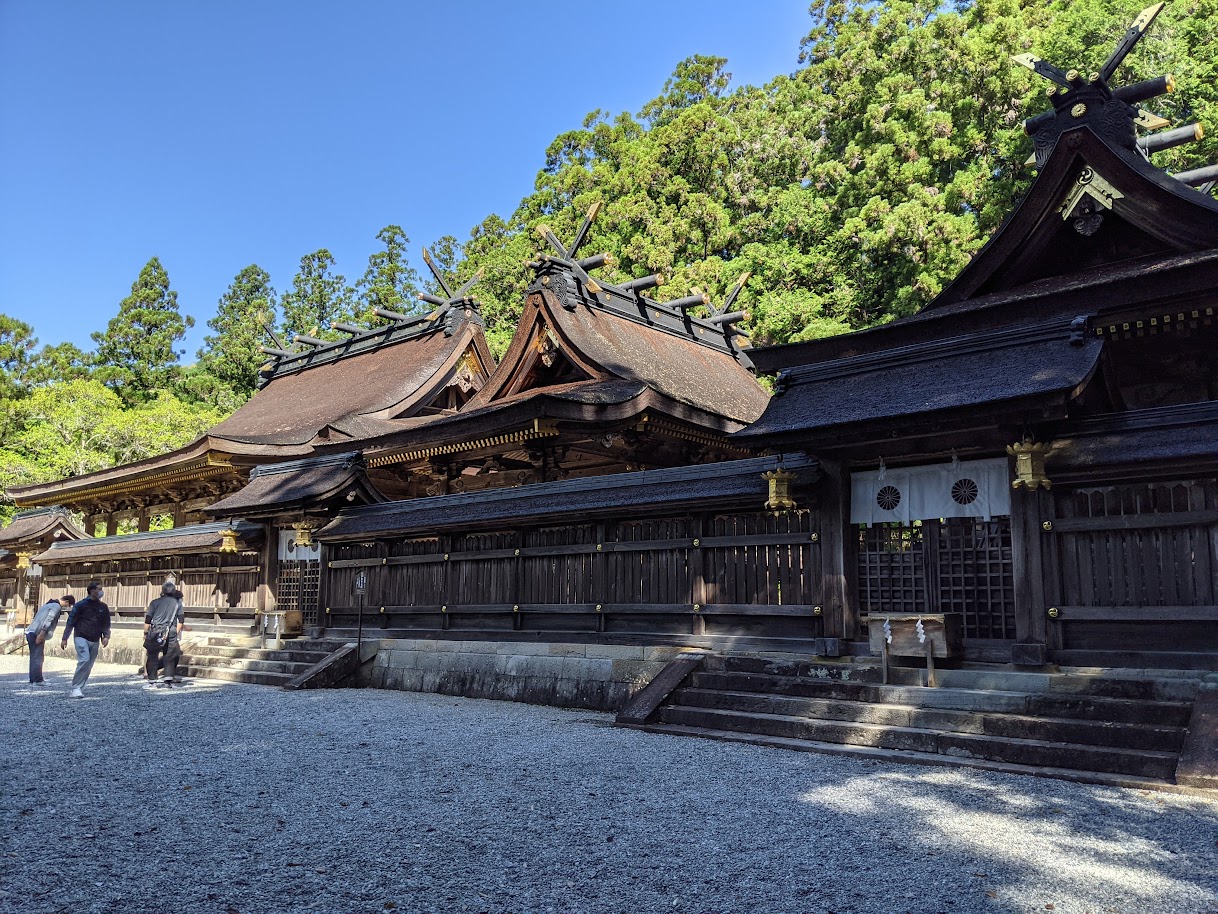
(692, 538, 700, 547)
(595, 604, 603, 612)
(1042, 520, 1054, 532)
(762, 468, 797, 511)
(1047, 607, 1060, 619)
(1088, 71, 1100, 83)
(1047, 86, 1058, 97)
(813, 606, 823, 616)
(693, 604, 701, 612)
(1066, 69, 1079, 82)
(512, 604, 519, 612)
(1071, 103, 1087, 118)
(514, 548, 521, 556)
(325, 607, 331, 614)
(379, 606, 385, 614)
(441, 605, 447, 613)
(596, 544, 603, 552)
(443, 553, 449, 561)
(810, 532, 820, 543)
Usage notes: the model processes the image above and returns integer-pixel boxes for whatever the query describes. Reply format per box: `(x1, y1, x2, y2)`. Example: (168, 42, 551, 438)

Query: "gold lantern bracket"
(219, 529, 240, 554)
(763, 468, 797, 511)
(1007, 438, 1052, 490)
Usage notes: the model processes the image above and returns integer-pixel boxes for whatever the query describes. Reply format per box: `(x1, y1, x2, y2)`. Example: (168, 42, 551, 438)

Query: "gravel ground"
(2, 654, 1218, 914)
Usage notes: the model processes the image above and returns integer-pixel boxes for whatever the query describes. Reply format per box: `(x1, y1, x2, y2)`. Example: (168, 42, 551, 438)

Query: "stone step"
(655, 705, 1179, 780)
(177, 664, 296, 687)
(637, 723, 1196, 795)
(713, 654, 1205, 701)
(672, 688, 1186, 752)
(178, 653, 316, 676)
(184, 644, 333, 664)
(688, 671, 1193, 727)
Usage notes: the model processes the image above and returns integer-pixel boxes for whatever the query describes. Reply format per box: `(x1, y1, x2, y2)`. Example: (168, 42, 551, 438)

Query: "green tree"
(356, 225, 422, 323)
(0, 314, 37, 400)
(279, 249, 355, 342)
(92, 257, 194, 404)
(196, 264, 277, 400)
(24, 342, 92, 386)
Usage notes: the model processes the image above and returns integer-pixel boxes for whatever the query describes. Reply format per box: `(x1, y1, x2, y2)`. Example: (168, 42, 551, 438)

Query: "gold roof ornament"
(762, 468, 797, 511)
(14, 551, 32, 570)
(219, 528, 240, 554)
(1007, 439, 1052, 490)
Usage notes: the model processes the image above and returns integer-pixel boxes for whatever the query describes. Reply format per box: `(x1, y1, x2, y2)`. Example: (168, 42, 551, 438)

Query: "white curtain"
(850, 457, 1011, 526)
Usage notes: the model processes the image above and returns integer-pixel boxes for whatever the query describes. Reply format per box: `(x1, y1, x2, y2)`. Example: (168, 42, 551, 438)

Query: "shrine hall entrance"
(856, 517, 1017, 655)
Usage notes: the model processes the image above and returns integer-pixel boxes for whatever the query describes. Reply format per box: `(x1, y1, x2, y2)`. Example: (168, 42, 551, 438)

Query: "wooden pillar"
(137, 508, 150, 533)
(171, 501, 186, 529)
(1009, 482, 1051, 665)
(817, 460, 858, 643)
(105, 514, 118, 537)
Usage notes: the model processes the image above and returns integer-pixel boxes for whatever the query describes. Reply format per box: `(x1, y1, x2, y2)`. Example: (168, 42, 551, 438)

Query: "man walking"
(25, 595, 74, 684)
(143, 581, 184, 688)
(60, 581, 110, 698)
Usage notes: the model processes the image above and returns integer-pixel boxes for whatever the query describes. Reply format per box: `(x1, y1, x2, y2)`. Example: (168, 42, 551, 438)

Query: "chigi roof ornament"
(1014, 4, 1176, 169)
(1014, 3, 1217, 221)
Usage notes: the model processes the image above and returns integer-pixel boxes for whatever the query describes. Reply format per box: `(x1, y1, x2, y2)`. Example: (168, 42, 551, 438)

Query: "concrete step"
(177, 664, 295, 687)
(688, 671, 1193, 727)
(655, 705, 1179, 780)
(672, 688, 1186, 752)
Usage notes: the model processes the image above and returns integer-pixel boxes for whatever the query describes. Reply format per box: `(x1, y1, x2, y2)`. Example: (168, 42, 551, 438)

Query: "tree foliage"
(356, 225, 422, 324)
(92, 256, 194, 404)
(197, 264, 277, 401)
(280, 249, 356, 341)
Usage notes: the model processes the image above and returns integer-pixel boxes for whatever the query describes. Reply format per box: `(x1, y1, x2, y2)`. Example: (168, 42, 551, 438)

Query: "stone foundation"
(362, 639, 692, 712)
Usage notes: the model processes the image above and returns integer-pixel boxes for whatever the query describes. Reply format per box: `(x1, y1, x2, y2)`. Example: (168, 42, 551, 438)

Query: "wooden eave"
(10, 443, 240, 509)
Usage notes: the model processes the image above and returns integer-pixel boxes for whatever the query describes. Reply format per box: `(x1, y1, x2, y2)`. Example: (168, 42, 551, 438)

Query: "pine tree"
(356, 225, 422, 323)
(279, 249, 355, 342)
(197, 264, 277, 399)
(92, 257, 194, 404)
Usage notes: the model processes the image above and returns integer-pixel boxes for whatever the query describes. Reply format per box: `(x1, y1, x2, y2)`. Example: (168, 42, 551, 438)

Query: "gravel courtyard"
(2, 655, 1217, 914)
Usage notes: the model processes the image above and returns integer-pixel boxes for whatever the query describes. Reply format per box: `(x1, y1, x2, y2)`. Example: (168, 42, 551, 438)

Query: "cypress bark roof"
(209, 315, 493, 447)
(0, 507, 88, 548)
(737, 319, 1102, 447)
(206, 452, 386, 518)
(1047, 401, 1218, 475)
(317, 454, 817, 540)
(33, 522, 263, 564)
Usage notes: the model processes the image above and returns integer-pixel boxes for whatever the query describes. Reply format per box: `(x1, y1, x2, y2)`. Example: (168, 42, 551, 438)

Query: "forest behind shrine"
(2, 0, 1215, 522)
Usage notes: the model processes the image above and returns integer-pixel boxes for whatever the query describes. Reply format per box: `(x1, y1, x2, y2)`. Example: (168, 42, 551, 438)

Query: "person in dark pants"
(25, 596, 74, 684)
(60, 581, 111, 699)
(144, 582, 184, 688)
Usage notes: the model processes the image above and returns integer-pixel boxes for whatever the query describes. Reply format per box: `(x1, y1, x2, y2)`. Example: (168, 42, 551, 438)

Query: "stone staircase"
(178, 638, 349, 688)
(626, 655, 1205, 788)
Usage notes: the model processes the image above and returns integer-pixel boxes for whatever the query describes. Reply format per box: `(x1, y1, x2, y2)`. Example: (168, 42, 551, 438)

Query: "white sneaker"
(68, 688, 84, 699)
(142, 682, 161, 691)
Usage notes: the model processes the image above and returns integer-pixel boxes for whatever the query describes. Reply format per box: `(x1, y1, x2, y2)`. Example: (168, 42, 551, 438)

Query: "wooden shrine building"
(738, 12, 1218, 668)
(5, 9, 1217, 674)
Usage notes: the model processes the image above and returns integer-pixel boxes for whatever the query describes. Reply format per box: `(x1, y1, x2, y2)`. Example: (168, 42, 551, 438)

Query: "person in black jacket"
(60, 580, 111, 699)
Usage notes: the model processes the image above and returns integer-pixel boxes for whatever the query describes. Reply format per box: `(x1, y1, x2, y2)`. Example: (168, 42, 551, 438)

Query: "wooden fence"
(320, 509, 823, 646)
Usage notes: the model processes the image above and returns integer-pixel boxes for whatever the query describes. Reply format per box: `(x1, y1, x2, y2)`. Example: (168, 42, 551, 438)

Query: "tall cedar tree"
(356, 225, 423, 323)
(92, 257, 193, 405)
(198, 264, 278, 399)
(279, 249, 355, 342)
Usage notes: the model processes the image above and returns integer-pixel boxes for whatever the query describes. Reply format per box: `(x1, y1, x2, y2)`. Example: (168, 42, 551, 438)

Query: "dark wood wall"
(320, 509, 825, 647)
(1044, 477, 1218, 653)
(39, 550, 262, 624)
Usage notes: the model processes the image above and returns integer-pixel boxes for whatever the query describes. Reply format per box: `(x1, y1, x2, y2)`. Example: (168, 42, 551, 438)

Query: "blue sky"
(0, 0, 809, 360)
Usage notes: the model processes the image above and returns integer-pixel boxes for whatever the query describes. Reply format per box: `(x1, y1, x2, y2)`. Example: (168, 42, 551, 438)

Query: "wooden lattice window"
(857, 523, 926, 615)
(278, 560, 321, 626)
(937, 519, 1015, 640)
